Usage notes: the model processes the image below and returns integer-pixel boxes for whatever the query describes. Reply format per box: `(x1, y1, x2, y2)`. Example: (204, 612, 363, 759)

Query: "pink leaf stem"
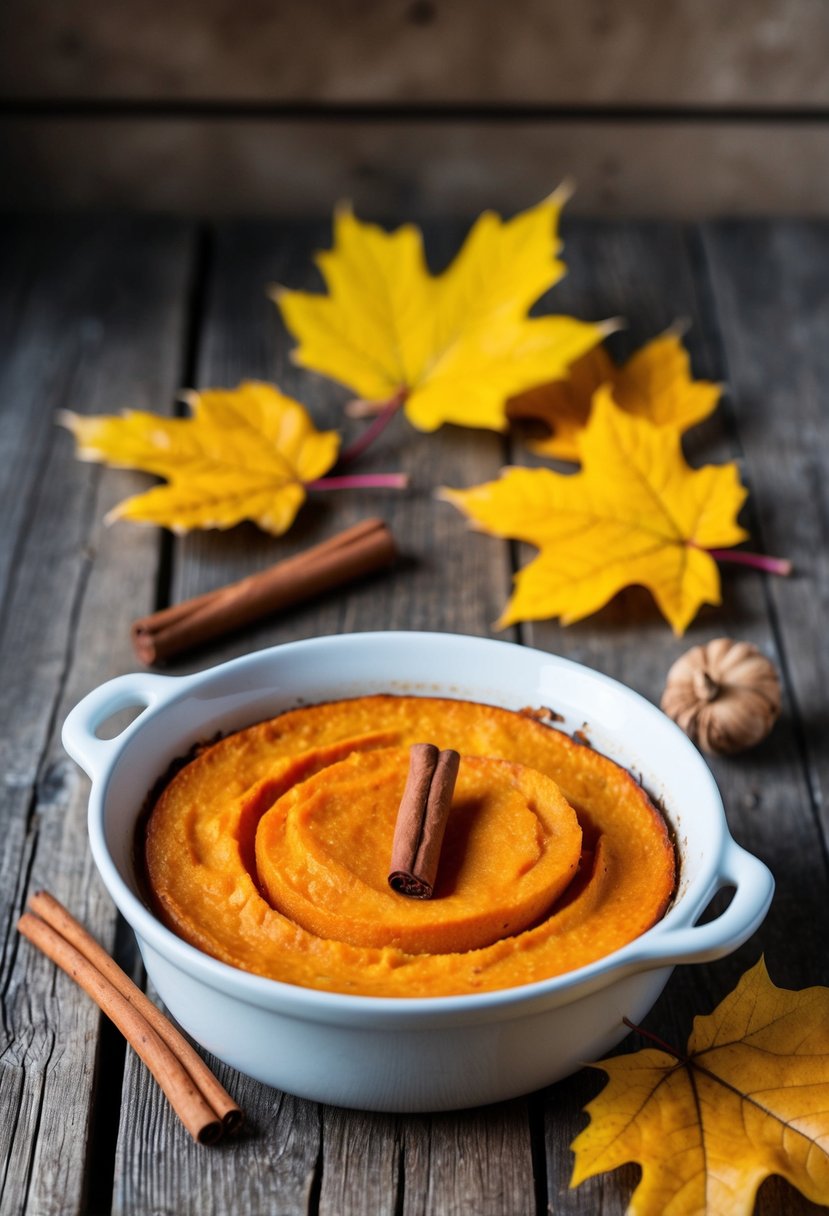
(707, 549, 793, 577)
(306, 473, 409, 492)
(339, 390, 407, 465)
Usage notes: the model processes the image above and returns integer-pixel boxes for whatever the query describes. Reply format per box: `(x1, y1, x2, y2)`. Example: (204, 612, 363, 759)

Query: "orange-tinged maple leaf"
(508, 331, 721, 462)
(60, 382, 341, 536)
(272, 191, 609, 433)
(570, 958, 829, 1216)
(441, 389, 748, 635)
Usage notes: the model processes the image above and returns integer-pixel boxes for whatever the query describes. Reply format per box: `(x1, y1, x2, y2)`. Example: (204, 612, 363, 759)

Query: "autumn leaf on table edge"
(440, 389, 748, 635)
(271, 188, 611, 434)
(60, 381, 403, 538)
(570, 958, 829, 1216)
(508, 329, 722, 463)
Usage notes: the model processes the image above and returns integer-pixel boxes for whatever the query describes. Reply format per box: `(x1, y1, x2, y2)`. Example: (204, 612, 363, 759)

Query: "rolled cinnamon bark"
(18, 911, 224, 1145)
(27, 891, 242, 1132)
(389, 744, 460, 899)
(131, 517, 396, 664)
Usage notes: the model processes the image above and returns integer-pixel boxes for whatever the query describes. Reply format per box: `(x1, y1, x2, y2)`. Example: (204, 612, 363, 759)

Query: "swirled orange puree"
(256, 749, 582, 952)
(145, 696, 675, 997)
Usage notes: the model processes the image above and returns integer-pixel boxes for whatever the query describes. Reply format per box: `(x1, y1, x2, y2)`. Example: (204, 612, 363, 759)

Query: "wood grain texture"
(1, 0, 827, 105)
(0, 218, 191, 1216)
(400, 1103, 536, 1216)
(317, 1109, 400, 1216)
(702, 220, 829, 844)
(3, 117, 829, 218)
(505, 219, 829, 1214)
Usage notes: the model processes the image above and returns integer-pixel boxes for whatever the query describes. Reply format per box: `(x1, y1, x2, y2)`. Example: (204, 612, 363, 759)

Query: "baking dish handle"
(629, 837, 774, 968)
(62, 672, 176, 782)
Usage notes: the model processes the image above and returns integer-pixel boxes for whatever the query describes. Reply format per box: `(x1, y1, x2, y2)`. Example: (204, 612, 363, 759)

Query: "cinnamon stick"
(18, 894, 243, 1144)
(131, 517, 397, 664)
(389, 744, 460, 899)
(28, 891, 242, 1131)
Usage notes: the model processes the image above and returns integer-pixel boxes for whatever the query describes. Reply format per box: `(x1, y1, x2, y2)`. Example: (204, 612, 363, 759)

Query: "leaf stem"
(622, 1017, 687, 1062)
(706, 549, 793, 577)
(339, 389, 408, 464)
(306, 473, 409, 492)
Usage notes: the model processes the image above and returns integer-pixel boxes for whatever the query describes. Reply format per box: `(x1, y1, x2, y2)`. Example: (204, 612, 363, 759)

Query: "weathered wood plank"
(113, 1078, 321, 1216)
(2, 118, 829, 219)
(401, 1103, 537, 1216)
(113, 216, 534, 1215)
(701, 220, 829, 845)
(317, 1109, 399, 1216)
(318, 1097, 539, 1216)
(1, 0, 827, 106)
(0, 218, 192, 1216)
(499, 218, 829, 1213)
(0, 219, 134, 606)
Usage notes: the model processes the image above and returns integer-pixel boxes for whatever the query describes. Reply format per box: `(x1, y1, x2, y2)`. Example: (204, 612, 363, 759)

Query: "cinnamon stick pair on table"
(18, 892, 241, 1145)
(389, 744, 460, 899)
(132, 517, 396, 664)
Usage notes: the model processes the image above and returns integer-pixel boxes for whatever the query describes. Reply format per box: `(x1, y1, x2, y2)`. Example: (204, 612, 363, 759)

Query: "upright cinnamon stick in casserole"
(131, 517, 396, 664)
(389, 744, 460, 898)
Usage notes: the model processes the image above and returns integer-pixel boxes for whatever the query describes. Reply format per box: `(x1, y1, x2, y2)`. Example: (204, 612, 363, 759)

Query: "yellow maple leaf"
(441, 389, 748, 635)
(60, 381, 340, 535)
(272, 191, 608, 433)
(508, 331, 722, 462)
(570, 958, 829, 1216)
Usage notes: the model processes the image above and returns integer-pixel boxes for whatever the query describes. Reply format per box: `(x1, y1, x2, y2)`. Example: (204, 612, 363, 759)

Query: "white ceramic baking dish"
(62, 632, 773, 1112)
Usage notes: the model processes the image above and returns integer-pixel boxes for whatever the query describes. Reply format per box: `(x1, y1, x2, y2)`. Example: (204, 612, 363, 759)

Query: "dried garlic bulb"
(661, 638, 781, 755)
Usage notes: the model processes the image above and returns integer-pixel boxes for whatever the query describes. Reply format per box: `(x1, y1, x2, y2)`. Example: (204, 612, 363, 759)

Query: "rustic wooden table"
(1, 214, 827, 1216)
